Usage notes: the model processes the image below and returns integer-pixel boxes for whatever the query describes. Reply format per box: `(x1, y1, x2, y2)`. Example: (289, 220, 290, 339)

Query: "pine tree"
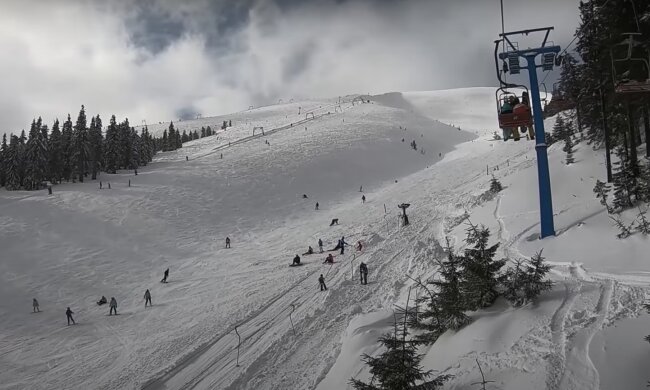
(5, 135, 22, 190)
(162, 130, 169, 152)
(489, 175, 503, 193)
(61, 114, 74, 181)
(168, 122, 176, 150)
(201, 126, 206, 138)
(207, 125, 213, 136)
(611, 149, 636, 211)
(610, 215, 632, 239)
(24, 118, 46, 190)
(460, 222, 505, 310)
(48, 119, 63, 184)
(350, 305, 452, 389)
(634, 207, 650, 235)
(522, 251, 553, 303)
(118, 118, 132, 169)
(193, 130, 199, 140)
(563, 136, 575, 165)
(593, 179, 612, 213)
(552, 116, 569, 142)
(88, 115, 103, 180)
(176, 130, 182, 149)
(71, 105, 90, 182)
(130, 128, 140, 169)
(0, 134, 7, 187)
(104, 115, 120, 173)
(432, 239, 470, 330)
(502, 259, 526, 307)
(181, 130, 189, 143)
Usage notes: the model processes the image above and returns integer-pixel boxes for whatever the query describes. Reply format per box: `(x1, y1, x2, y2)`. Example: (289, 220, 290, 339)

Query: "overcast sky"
(0, 0, 581, 133)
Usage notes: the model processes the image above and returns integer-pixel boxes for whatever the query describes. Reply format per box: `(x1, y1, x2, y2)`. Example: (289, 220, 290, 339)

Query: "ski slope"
(1, 88, 648, 390)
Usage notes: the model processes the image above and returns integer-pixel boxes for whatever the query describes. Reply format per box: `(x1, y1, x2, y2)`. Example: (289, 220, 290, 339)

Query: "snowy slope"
(1, 87, 648, 390)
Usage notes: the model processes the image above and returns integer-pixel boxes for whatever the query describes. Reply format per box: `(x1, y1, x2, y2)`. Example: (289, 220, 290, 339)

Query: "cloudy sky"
(0, 0, 581, 133)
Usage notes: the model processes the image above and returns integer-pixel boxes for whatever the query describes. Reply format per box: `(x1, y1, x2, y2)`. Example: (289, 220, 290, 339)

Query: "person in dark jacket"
(315, 202, 319, 210)
(324, 254, 334, 264)
(109, 297, 118, 315)
(361, 195, 366, 204)
(66, 307, 75, 325)
(225, 237, 231, 248)
(33, 298, 40, 313)
(318, 238, 323, 253)
(161, 268, 169, 283)
(303, 246, 314, 255)
(292, 255, 301, 266)
(97, 296, 107, 305)
(144, 289, 152, 307)
(359, 262, 369, 285)
(318, 274, 327, 291)
(339, 236, 348, 255)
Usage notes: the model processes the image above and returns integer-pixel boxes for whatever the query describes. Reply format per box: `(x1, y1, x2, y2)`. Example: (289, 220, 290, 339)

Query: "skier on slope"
(318, 274, 327, 291)
(359, 262, 369, 285)
(144, 289, 152, 307)
(361, 195, 366, 204)
(66, 307, 75, 325)
(109, 297, 118, 315)
(315, 202, 319, 211)
(324, 254, 334, 264)
(161, 268, 169, 283)
(292, 255, 301, 266)
(318, 238, 324, 253)
(339, 236, 349, 255)
(32, 298, 40, 313)
(225, 237, 231, 248)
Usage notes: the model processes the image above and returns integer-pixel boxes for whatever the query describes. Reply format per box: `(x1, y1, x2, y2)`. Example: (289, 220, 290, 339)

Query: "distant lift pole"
(498, 27, 559, 238)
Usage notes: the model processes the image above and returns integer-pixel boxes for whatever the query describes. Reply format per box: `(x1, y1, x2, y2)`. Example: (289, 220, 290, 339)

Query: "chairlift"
(495, 86, 533, 129)
(610, 32, 650, 96)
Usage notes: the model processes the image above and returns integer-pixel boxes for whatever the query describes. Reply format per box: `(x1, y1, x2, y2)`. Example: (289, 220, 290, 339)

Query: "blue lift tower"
(495, 27, 560, 238)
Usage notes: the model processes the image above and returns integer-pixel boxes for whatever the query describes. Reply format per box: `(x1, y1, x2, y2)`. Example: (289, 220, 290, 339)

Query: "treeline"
(0, 105, 224, 191)
(555, 0, 650, 212)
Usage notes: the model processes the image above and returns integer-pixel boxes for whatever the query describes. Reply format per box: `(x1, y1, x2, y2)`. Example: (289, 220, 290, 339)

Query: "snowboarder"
(292, 255, 301, 266)
(144, 289, 152, 307)
(324, 254, 334, 264)
(109, 297, 118, 315)
(302, 194, 308, 199)
(359, 262, 368, 285)
(225, 237, 231, 248)
(356, 241, 363, 252)
(161, 268, 169, 283)
(329, 218, 339, 226)
(361, 195, 366, 204)
(33, 298, 40, 313)
(97, 296, 107, 305)
(318, 274, 327, 291)
(315, 202, 319, 210)
(66, 307, 75, 325)
(318, 238, 323, 253)
(303, 246, 314, 255)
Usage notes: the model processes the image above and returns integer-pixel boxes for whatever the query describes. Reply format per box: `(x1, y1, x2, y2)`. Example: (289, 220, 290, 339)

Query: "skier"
(302, 194, 308, 199)
(359, 262, 369, 285)
(66, 307, 75, 325)
(161, 268, 169, 283)
(303, 246, 314, 255)
(356, 241, 363, 252)
(361, 195, 366, 204)
(97, 296, 107, 305)
(109, 297, 118, 315)
(318, 274, 327, 291)
(318, 238, 323, 253)
(99, 181, 103, 189)
(329, 218, 339, 226)
(339, 236, 348, 255)
(144, 289, 152, 307)
(225, 237, 231, 248)
(292, 255, 301, 266)
(315, 202, 319, 210)
(324, 254, 334, 264)
(33, 298, 40, 313)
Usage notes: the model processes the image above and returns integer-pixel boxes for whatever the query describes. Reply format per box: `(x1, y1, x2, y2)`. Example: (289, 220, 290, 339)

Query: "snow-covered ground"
(0, 88, 648, 390)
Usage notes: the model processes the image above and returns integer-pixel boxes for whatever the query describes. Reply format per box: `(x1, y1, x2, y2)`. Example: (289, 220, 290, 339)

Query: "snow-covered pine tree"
(0, 134, 7, 187)
(501, 259, 526, 307)
(175, 130, 182, 149)
(193, 130, 199, 140)
(593, 179, 612, 213)
(200, 126, 206, 138)
(489, 175, 503, 193)
(61, 114, 73, 182)
(552, 116, 569, 142)
(130, 128, 140, 169)
(5, 135, 22, 190)
(563, 135, 575, 165)
(350, 306, 451, 389)
(161, 130, 169, 152)
(610, 215, 632, 239)
(634, 206, 650, 235)
(48, 119, 63, 184)
(181, 130, 189, 143)
(103, 115, 119, 173)
(72, 105, 90, 182)
(88, 115, 103, 180)
(207, 125, 213, 136)
(118, 119, 132, 169)
(167, 122, 176, 150)
(611, 148, 636, 211)
(521, 251, 553, 304)
(460, 222, 505, 310)
(432, 239, 470, 330)
(24, 119, 42, 190)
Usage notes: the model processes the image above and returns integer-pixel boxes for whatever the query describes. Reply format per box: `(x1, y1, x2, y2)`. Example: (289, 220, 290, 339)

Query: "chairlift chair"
(496, 86, 533, 129)
(611, 32, 650, 96)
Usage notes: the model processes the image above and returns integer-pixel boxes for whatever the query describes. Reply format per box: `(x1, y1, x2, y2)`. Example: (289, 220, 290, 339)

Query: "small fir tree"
(563, 136, 575, 165)
(593, 180, 612, 213)
(489, 175, 503, 193)
(522, 251, 553, 303)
